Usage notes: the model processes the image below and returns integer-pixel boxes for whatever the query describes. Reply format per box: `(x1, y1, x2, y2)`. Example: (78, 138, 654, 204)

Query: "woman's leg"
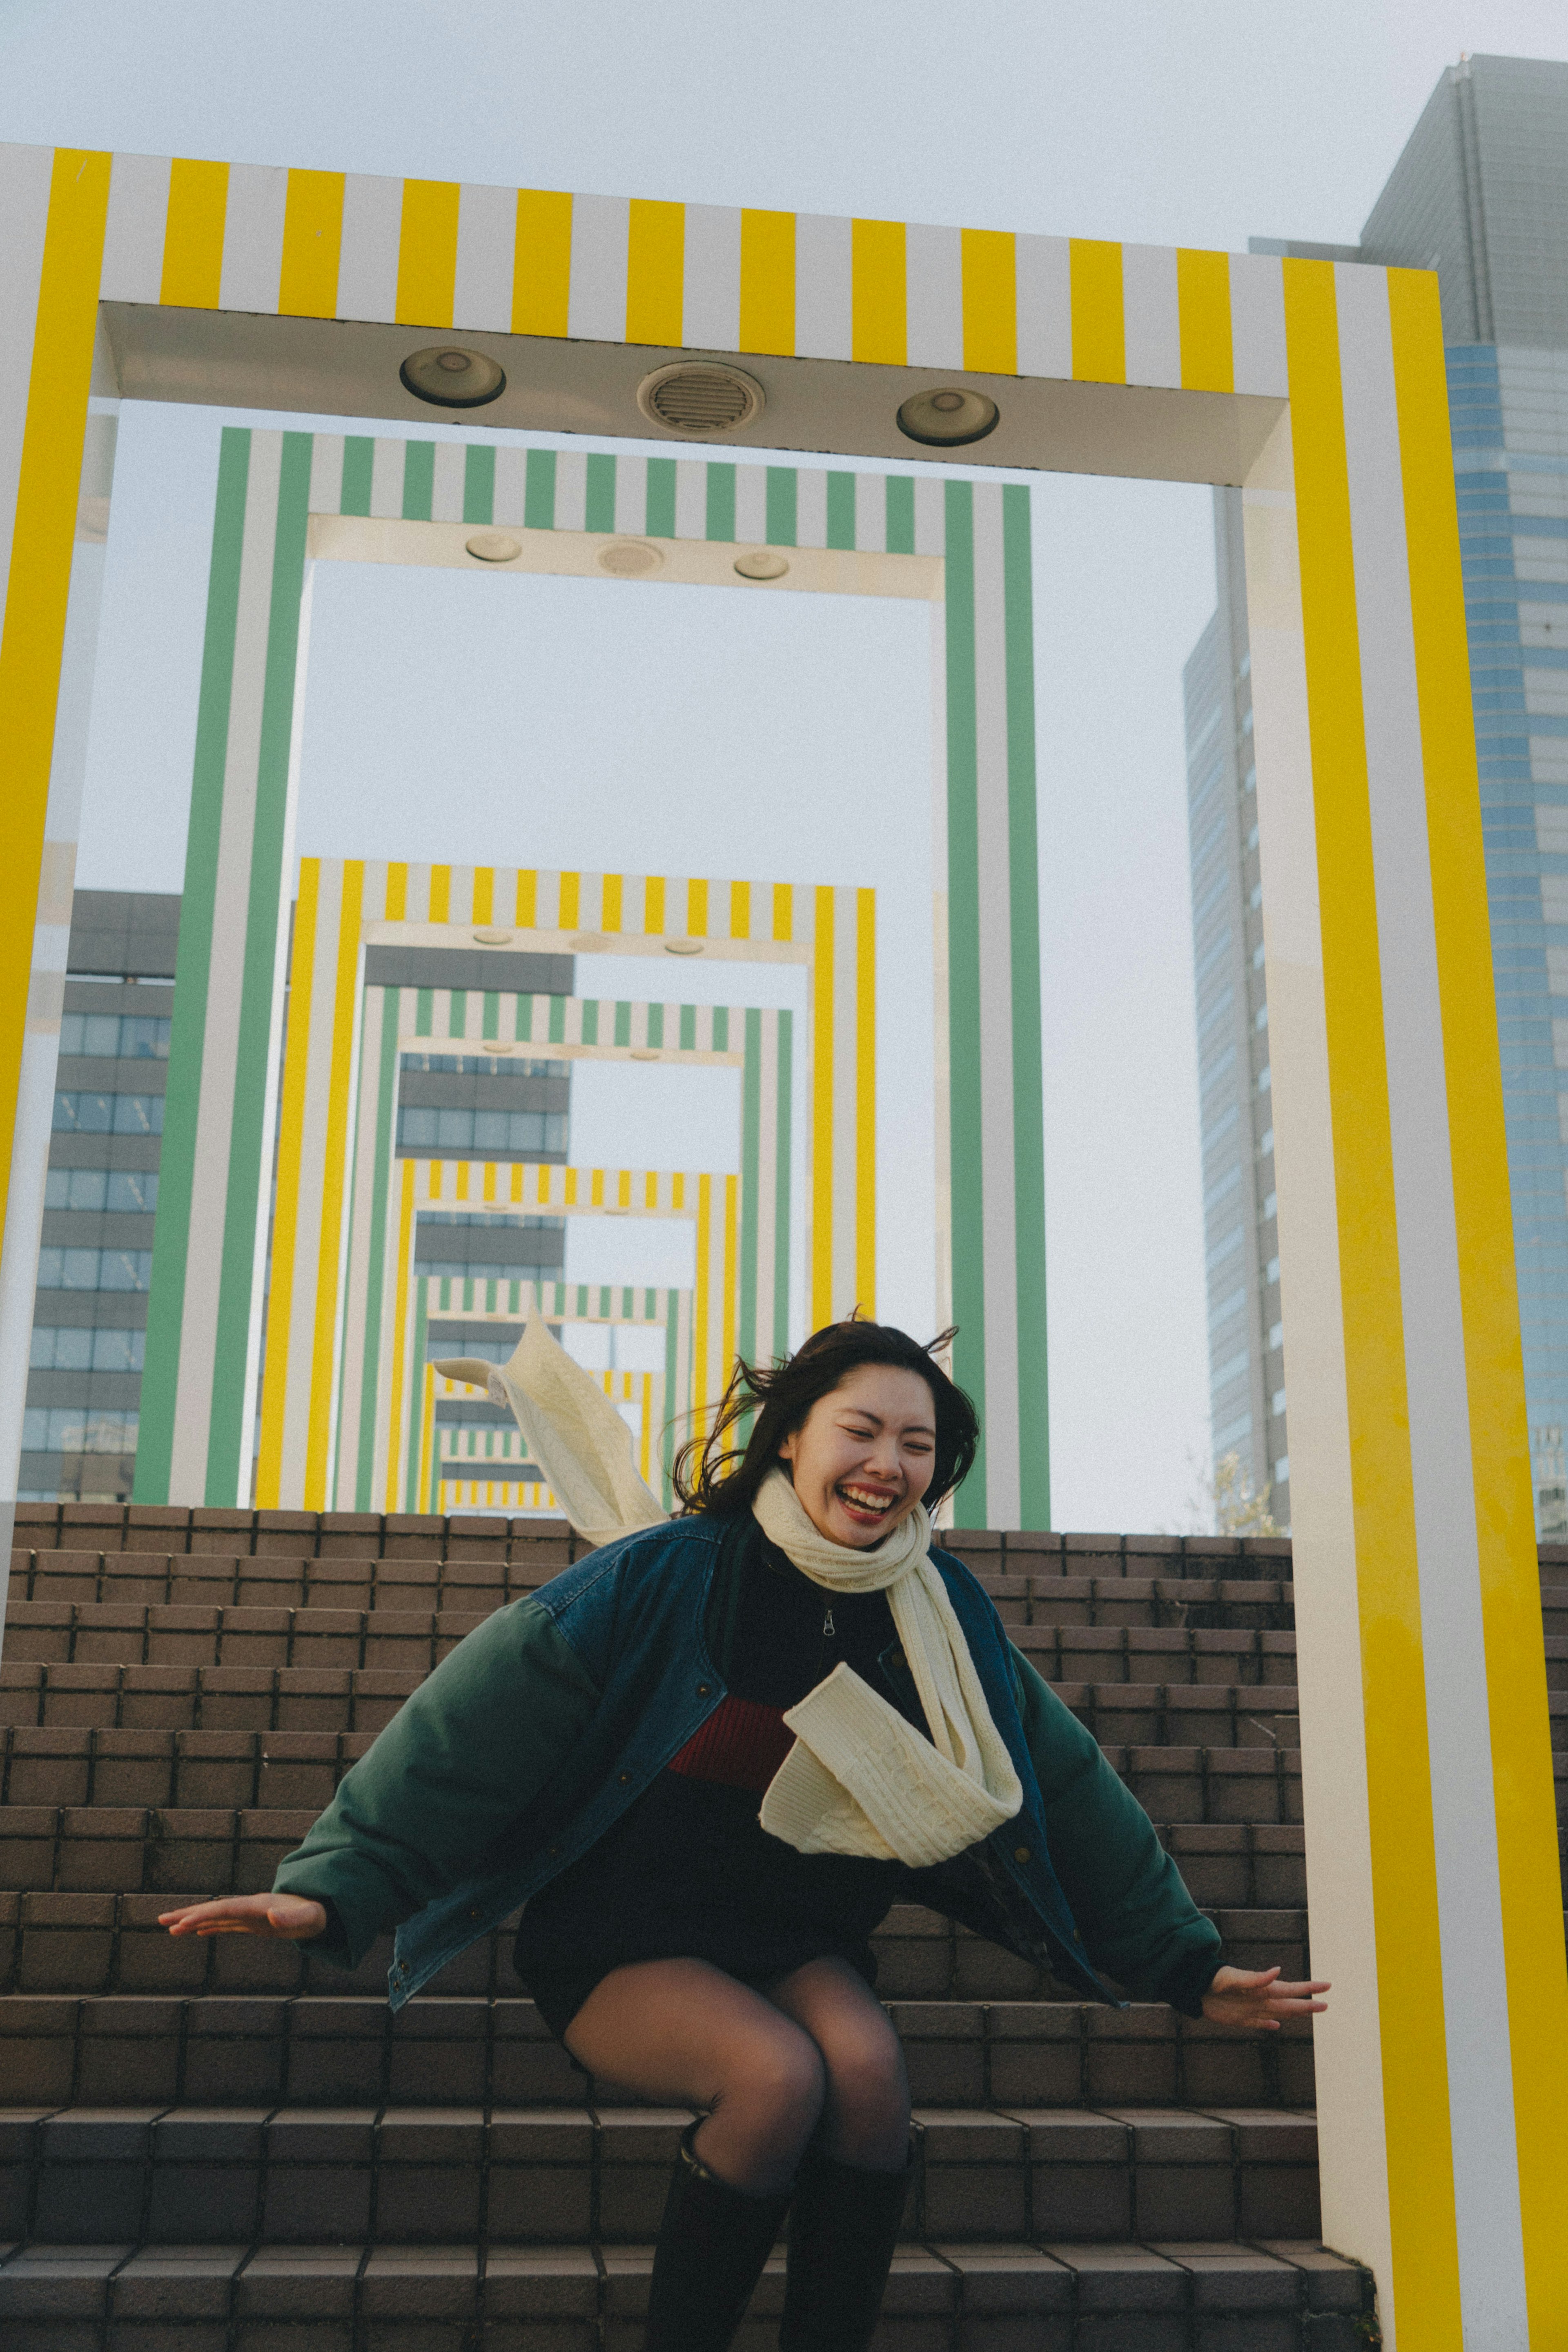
(564, 1955, 826, 2192)
(564, 1959, 825, 2352)
(764, 1959, 912, 2352)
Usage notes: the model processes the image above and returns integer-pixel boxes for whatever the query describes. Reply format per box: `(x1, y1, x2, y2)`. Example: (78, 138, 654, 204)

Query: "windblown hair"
(673, 1313, 980, 1518)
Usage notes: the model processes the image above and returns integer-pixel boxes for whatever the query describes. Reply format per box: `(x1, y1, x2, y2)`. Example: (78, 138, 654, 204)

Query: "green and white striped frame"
(304, 988, 786, 1514)
(129, 426, 1042, 1529)
(433, 1366, 665, 1511)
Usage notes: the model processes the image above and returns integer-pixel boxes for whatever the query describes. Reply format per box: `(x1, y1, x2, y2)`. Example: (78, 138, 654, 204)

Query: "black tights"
(563, 1953, 911, 2195)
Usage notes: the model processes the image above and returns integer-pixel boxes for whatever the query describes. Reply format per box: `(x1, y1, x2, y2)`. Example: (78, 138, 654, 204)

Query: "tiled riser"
(0, 2106, 1321, 2247)
(1, 1995, 1317, 2113)
(0, 2244, 1375, 2352)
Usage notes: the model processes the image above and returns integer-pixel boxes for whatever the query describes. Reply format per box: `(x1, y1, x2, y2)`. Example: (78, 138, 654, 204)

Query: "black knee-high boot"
(779, 2143, 913, 2351)
(643, 2122, 793, 2352)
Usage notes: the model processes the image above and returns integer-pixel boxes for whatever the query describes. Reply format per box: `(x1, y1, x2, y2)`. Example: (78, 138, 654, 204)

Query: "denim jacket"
(272, 1514, 1221, 2013)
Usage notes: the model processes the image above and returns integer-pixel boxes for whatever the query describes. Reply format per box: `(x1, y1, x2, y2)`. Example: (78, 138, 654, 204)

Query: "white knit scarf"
(751, 1468, 1022, 1868)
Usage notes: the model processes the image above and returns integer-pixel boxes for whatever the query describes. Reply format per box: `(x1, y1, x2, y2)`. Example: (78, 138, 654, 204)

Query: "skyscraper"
(1185, 53, 1568, 1534)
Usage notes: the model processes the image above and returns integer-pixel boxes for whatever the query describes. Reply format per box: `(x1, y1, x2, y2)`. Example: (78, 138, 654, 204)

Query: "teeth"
(840, 1485, 893, 1511)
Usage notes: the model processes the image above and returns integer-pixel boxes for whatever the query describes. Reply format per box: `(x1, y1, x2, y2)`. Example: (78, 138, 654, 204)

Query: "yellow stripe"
(1283, 254, 1462, 2345)
(516, 869, 537, 928)
(811, 884, 835, 1327)
(417, 1364, 436, 1515)
(739, 210, 795, 355)
(1388, 264, 1568, 2332)
(396, 179, 460, 328)
(428, 865, 450, 923)
(384, 862, 408, 921)
(602, 872, 623, 932)
(559, 872, 580, 930)
(626, 199, 685, 346)
(773, 882, 793, 942)
(0, 148, 109, 1253)
(160, 156, 227, 306)
(383, 1162, 416, 1510)
(687, 877, 708, 937)
(255, 861, 321, 1504)
(304, 863, 365, 1508)
(693, 1174, 713, 1440)
(279, 169, 344, 319)
(851, 219, 906, 364)
(646, 875, 666, 934)
(855, 888, 876, 1314)
(1176, 248, 1234, 393)
(1069, 239, 1125, 384)
(722, 1174, 738, 1384)
(729, 879, 750, 939)
(512, 187, 572, 336)
(961, 229, 1016, 375)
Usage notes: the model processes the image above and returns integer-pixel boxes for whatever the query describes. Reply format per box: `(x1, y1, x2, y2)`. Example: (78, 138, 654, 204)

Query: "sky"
(4, 0, 1565, 1532)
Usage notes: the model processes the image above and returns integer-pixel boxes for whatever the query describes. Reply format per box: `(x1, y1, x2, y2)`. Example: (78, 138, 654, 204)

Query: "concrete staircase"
(5, 1509, 1560, 2348)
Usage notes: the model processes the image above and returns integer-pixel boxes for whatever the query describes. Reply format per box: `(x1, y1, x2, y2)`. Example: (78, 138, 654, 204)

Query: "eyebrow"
(838, 1406, 936, 1436)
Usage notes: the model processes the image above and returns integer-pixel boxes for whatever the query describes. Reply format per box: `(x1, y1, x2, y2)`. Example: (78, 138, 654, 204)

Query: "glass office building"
(1185, 54, 1568, 1533)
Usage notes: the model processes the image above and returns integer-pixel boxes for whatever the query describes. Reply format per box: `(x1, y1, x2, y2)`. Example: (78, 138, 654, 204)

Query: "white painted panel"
(682, 204, 741, 352)
(492, 444, 528, 525)
(1230, 253, 1287, 399)
(1120, 243, 1181, 390)
(733, 463, 766, 545)
(553, 448, 587, 533)
(308, 434, 345, 514)
(369, 438, 405, 520)
(613, 453, 648, 536)
(567, 193, 630, 341)
(794, 211, 852, 361)
(100, 151, 170, 303)
(795, 467, 827, 551)
(219, 163, 288, 314)
(431, 439, 466, 523)
(452, 181, 516, 332)
(336, 173, 402, 324)
(913, 474, 945, 558)
(905, 222, 962, 369)
(674, 458, 707, 541)
(1014, 234, 1071, 380)
(1537, 805, 1568, 857)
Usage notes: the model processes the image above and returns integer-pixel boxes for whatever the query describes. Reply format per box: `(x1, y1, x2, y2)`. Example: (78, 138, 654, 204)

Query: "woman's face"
(778, 1361, 938, 1548)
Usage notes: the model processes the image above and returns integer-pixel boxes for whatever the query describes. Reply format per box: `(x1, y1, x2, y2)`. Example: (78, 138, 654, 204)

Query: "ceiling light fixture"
(896, 386, 999, 447)
(734, 550, 789, 582)
(598, 540, 664, 578)
(466, 530, 521, 563)
(637, 361, 765, 437)
(399, 346, 507, 409)
(630, 1048, 662, 1061)
(663, 937, 704, 956)
(472, 928, 514, 946)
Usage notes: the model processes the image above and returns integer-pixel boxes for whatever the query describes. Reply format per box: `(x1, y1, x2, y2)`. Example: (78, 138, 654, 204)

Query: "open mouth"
(835, 1482, 899, 1525)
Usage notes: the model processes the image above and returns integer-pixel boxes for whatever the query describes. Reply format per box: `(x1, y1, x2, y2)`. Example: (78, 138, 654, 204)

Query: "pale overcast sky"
(3, 1, 1563, 1531)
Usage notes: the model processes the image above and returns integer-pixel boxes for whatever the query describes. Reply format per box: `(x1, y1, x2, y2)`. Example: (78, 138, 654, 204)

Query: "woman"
(162, 1318, 1327, 2352)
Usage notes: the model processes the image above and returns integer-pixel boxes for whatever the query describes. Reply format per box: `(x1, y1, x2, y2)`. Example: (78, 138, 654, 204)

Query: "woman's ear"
(777, 1429, 797, 1464)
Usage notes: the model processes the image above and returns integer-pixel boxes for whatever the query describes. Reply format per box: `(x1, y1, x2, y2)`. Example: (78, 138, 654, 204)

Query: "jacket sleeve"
(273, 1594, 600, 1966)
(1009, 1643, 1222, 2012)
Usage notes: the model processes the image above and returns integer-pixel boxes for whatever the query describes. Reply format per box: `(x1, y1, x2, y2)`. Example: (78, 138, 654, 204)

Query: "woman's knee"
(717, 2017, 826, 2137)
(820, 2026, 910, 2157)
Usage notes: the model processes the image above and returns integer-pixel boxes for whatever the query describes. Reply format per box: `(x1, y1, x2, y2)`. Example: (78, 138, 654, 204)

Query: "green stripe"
(448, 990, 466, 1040)
(679, 1005, 696, 1050)
(663, 1302, 680, 1504)
(135, 428, 252, 1502)
(614, 1001, 630, 1046)
(585, 453, 616, 534)
(414, 987, 434, 1035)
(705, 464, 736, 541)
(712, 1007, 728, 1052)
(353, 994, 402, 1507)
(1003, 485, 1049, 1528)
(517, 997, 534, 1041)
(524, 449, 556, 531)
(547, 998, 565, 1043)
(774, 1011, 793, 1358)
(581, 1001, 599, 1045)
(826, 474, 856, 551)
(739, 1009, 761, 1360)
(646, 457, 676, 538)
(886, 477, 915, 555)
(648, 1004, 664, 1048)
(402, 441, 434, 521)
(340, 437, 373, 516)
(482, 991, 499, 1040)
(765, 468, 797, 546)
(405, 1285, 428, 1512)
(942, 481, 987, 1507)
(206, 430, 315, 1504)
(463, 445, 495, 524)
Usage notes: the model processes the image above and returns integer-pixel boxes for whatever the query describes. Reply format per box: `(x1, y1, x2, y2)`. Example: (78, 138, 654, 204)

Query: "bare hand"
(159, 1893, 327, 1942)
(1201, 1964, 1329, 2031)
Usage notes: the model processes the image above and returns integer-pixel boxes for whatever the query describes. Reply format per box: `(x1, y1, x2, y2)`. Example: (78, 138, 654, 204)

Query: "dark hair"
(673, 1314, 979, 1518)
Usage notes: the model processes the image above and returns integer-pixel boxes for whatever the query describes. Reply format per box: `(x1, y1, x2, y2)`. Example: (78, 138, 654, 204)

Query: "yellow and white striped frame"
(430, 1365, 662, 1513)
(0, 140, 1564, 2342)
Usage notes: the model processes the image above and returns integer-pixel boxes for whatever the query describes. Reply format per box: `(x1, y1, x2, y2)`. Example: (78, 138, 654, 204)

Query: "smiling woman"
(161, 1313, 1324, 2352)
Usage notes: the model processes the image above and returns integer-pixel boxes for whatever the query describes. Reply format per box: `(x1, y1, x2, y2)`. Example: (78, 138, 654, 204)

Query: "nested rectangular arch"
(432, 1365, 664, 1514)
(257, 964, 789, 1514)
(0, 137, 1564, 2343)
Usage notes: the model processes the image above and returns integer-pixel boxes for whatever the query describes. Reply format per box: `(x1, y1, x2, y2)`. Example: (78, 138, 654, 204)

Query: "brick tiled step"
(0, 1891, 1319, 2000)
(11, 1505, 574, 1568)
(0, 1995, 1319, 2113)
(0, 2235, 1375, 2352)
(9, 1554, 562, 1609)
(3, 1603, 496, 1673)
(0, 2101, 1323, 2247)
(0, 1661, 424, 1732)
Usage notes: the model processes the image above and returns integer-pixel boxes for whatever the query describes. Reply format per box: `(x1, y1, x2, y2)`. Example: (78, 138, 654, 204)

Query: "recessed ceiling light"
(472, 928, 514, 946)
(896, 386, 1000, 446)
(630, 1048, 662, 1061)
(466, 530, 521, 563)
(637, 361, 765, 437)
(598, 540, 664, 578)
(663, 937, 704, 956)
(400, 346, 507, 409)
(735, 550, 789, 582)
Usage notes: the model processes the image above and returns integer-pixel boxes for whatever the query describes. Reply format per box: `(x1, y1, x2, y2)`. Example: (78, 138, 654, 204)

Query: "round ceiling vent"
(637, 361, 765, 437)
(896, 386, 1000, 447)
(465, 531, 521, 564)
(734, 549, 789, 582)
(598, 540, 664, 578)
